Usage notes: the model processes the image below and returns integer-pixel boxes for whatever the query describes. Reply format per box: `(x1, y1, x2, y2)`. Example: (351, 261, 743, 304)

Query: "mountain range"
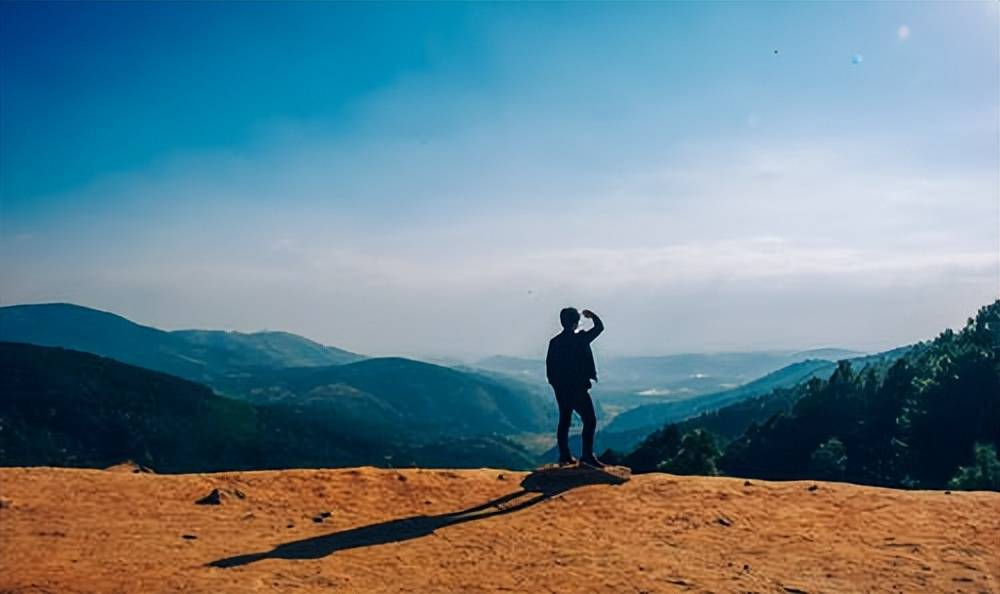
(603, 347, 910, 436)
(0, 341, 538, 471)
(0, 304, 552, 470)
(3, 300, 996, 488)
(474, 348, 865, 417)
(0, 303, 363, 383)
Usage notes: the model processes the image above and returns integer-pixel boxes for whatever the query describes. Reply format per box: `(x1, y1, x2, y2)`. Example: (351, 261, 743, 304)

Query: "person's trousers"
(553, 385, 597, 459)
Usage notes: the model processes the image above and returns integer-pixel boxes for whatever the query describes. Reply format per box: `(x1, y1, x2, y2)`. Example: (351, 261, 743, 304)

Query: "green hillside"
(171, 328, 360, 369)
(0, 303, 552, 445)
(605, 359, 838, 434)
(613, 301, 1000, 490)
(0, 341, 258, 471)
(0, 303, 362, 382)
(214, 356, 554, 437)
(0, 342, 536, 471)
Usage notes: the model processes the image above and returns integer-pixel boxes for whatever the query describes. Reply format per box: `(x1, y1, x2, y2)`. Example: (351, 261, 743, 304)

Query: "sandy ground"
(1, 465, 997, 594)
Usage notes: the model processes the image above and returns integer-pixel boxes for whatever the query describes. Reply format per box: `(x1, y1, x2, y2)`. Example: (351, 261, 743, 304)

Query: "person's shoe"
(558, 454, 577, 466)
(580, 455, 605, 469)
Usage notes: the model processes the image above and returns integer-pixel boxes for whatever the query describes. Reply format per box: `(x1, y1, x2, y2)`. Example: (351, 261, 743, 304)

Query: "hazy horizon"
(2, 2, 997, 359)
(0, 299, 959, 363)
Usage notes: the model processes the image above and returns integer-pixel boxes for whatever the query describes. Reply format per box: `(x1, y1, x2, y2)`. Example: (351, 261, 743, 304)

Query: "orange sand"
(1, 466, 997, 593)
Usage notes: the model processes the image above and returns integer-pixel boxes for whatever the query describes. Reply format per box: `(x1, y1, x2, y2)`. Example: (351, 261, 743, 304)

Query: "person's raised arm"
(580, 309, 604, 343)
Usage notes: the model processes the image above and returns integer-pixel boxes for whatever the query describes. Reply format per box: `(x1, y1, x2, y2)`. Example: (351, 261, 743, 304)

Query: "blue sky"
(1, 2, 997, 358)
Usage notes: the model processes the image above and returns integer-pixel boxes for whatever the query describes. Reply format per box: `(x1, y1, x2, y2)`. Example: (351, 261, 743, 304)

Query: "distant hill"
(537, 359, 840, 464)
(0, 303, 363, 382)
(791, 347, 865, 361)
(0, 303, 552, 448)
(603, 346, 902, 436)
(597, 351, 860, 394)
(171, 328, 360, 369)
(474, 349, 866, 419)
(474, 355, 546, 383)
(615, 301, 1000, 490)
(213, 356, 553, 438)
(604, 359, 838, 435)
(0, 342, 536, 471)
(674, 347, 911, 447)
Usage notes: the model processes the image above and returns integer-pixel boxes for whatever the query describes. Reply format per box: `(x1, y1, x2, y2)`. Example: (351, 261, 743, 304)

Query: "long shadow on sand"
(209, 466, 627, 568)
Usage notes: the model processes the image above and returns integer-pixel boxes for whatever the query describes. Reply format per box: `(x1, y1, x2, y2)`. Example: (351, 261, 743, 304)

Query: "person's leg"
(575, 390, 601, 466)
(555, 389, 575, 463)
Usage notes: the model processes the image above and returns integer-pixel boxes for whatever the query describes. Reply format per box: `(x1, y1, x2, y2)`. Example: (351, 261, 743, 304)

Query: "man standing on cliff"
(545, 307, 605, 468)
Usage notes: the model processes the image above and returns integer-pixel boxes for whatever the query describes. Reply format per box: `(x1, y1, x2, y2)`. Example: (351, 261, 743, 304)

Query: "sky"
(1, 2, 998, 360)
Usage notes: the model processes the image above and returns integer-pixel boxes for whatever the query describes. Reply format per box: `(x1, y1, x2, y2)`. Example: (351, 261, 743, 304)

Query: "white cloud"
(2, 62, 995, 358)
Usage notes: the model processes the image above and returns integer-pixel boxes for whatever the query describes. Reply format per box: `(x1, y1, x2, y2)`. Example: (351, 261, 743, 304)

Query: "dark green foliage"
(659, 429, 721, 476)
(617, 426, 721, 476)
(0, 342, 537, 472)
(0, 342, 259, 471)
(611, 378, 824, 473)
(620, 425, 683, 473)
(720, 301, 1000, 489)
(809, 437, 847, 480)
(948, 443, 1000, 491)
(617, 301, 999, 490)
(673, 385, 804, 442)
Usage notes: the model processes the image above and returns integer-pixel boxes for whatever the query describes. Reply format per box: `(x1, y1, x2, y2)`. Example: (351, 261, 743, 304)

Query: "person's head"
(559, 307, 580, 331)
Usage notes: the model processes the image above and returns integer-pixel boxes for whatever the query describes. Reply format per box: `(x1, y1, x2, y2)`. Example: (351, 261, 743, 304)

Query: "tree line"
(608, 301, 1000, 491)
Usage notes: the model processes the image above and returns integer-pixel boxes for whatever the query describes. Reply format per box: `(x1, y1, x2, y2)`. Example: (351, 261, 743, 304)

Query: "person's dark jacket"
(546, 314, 604, 390)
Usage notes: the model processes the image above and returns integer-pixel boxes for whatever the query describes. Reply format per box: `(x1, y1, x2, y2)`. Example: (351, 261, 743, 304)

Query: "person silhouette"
(545, 307, 605, 467)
